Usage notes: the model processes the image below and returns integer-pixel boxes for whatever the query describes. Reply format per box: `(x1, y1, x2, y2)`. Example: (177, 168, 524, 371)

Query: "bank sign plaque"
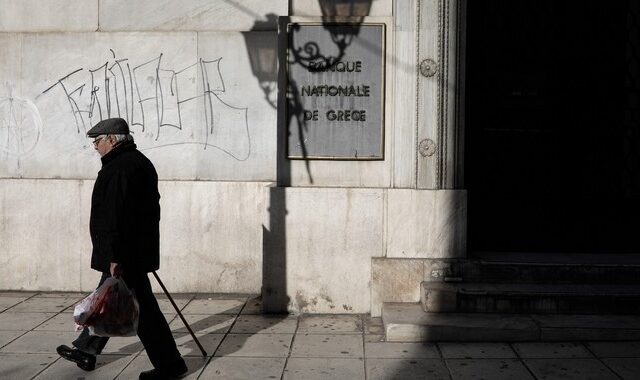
(287, 23, 386, 159)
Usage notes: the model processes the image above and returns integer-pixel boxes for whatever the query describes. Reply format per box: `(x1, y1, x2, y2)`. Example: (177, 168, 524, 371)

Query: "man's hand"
(110, 262, 121, 277)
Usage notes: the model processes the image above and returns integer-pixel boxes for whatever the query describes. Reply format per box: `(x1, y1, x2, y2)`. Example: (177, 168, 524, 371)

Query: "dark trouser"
(73, 271, 185, 372)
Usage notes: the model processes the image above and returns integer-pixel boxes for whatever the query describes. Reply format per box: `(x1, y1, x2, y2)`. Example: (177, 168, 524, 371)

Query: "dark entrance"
(465, 1, 640, 253)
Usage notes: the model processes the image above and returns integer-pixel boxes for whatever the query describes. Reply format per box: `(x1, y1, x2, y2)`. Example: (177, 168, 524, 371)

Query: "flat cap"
(86, 118, 129, 138)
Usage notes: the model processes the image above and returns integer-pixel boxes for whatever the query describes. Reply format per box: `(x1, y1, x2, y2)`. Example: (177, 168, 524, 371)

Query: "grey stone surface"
(230, 315, 298, 334)
(202, 357, 287, 379)
(386, 189, 467, 258)
(383, 303, 538, 342)
(215, 333, 293, 357)
(33, 354, 135, 379)
(512, 342, 593, 359)
(364, 341, 439, 359)
(116, 355, 207, 380)
(0, 0, 98, 32)
(284, 358, 365, 380)
(0, 312, 56, 331)
(439, 343, 517, 359)
(4, 291, 640, 379)
(156, 297, 193, 314)
(100, 0, 287, 31)
(447, 358, 534, 380)
(298, 315, 363, 334)
(364, 316, 385, 335)
(291, 334, 364, 358)
(0, 331, 25, 348)
(371, 258, 424, 317)
(169, 314, 235, 335)
(524, 358, 619, 380)
(586, 341, 640, 358)
(0, 296, 29, 311)
(0, 331, 79, 353)
(181, 299, 245, 315)
(241, 296, 263, 315)
(601, 358, 640, 380)
(0, 353, 59, 379)
(100, 334, 145, 355)
(534, 314, 640, 341)
(171, 333, 224, 357)
(9, 296, 78, 313)
(365, 358, 450, 380)
(34, 313, 79, 332)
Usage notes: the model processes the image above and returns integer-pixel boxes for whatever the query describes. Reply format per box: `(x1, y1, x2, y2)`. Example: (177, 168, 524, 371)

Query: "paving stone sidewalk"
(1, 291, 639, 379)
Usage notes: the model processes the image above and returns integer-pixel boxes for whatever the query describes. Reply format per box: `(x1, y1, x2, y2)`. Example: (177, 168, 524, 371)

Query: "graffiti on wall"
(40, 50, 251, 161)
(0, 83, 43, 159)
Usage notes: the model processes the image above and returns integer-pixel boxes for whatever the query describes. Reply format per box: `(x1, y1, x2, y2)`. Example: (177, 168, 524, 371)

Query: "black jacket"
(89, 142, 160, 273)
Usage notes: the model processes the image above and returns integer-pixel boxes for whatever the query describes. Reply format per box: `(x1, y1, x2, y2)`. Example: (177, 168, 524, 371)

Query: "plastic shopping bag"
(73, 276, 139, 337)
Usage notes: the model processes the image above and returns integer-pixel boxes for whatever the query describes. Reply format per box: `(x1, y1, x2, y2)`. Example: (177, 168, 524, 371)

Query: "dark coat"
(89, 141, 160, 273)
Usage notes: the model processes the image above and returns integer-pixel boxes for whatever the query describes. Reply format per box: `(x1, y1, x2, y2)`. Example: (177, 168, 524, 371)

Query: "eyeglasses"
(92, 136, 107, 146)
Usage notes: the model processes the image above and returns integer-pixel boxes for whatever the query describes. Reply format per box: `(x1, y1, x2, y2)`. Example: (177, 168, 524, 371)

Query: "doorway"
(465, 0, 640, 253)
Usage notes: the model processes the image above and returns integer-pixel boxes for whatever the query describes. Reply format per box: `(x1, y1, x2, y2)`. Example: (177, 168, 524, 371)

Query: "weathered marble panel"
(386, 189, 467, 258)
(0, 179, 270, 293)
(100, 0, 287, 31)
(0, 0, 98, 32)
(371, 258, 424, 317)
(277, 188, 384, 313)
(153, 181, 269, 293)
(291, 0, 392, 16)
(1, 32, 276, 181)
(0, 179, 91, 291)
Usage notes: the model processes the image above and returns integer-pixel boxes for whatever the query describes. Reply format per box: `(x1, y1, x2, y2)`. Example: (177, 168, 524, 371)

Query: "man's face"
(92, 135, 114, 157)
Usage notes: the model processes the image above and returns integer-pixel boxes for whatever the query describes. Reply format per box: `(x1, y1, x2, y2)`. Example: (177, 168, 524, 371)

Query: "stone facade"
(0, 0, 466, 314)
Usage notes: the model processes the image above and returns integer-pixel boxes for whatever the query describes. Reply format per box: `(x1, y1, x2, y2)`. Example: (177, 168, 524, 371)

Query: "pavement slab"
(523, 358, 619, 380)
(0, 296, 30, 311)
(9, 296, 79, 313)
(439, 343, 517, 359)
(364, 316, 384, 335)
(298, 315, 363, 334)
(172, 333, 224, 357)
(284, 358, 365, 380)
(181, 299, 245, 315)
(215, 333, 294, 357)
(34, 313, 79, 332)
(240, 296, 263, 315)
(512, 342, 593, 359)
(169, 314, 234, 335)
(447, 358, 535, 380)
(0, 312, 56, 331)
(0, 330, 80, 354)
(0, 353, 59, 379)
(100, 334, 145, 355)
(202, 357, 286, 379)
(157, 297, 193, 314)
(230, 315, 298, 334)
(586, 341, 640, 358)
(115, 355, 209, 380)
(601, 358, 640, 380)
(33, 354, 135, 379)
(0, 331, 26, 348)
(365, 358, 450, 380)
(291, 334, 364, 358)
(364, 341, 440, 359)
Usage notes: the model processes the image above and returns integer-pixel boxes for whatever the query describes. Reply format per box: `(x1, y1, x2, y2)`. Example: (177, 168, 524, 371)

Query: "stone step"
(459, 253, 640, 284)
(421, 282, 640, 314)
(382, 302, 640, 342)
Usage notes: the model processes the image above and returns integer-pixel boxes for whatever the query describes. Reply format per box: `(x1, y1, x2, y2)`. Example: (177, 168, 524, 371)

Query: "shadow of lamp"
(243, 15, 279, 109)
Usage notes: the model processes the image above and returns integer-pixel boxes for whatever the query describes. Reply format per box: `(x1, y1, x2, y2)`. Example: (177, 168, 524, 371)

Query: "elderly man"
(56, 118, 187, 380)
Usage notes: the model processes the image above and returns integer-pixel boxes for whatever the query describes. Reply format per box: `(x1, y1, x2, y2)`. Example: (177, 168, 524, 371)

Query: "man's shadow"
(107, 294, 289, 377)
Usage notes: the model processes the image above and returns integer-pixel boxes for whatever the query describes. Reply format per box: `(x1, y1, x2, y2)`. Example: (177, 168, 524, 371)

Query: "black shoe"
(56, 345, 96, 371)
(139, 367, 188, 380)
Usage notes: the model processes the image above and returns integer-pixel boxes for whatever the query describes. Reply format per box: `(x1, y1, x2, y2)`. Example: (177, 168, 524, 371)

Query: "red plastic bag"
(74, 277, 139, 337)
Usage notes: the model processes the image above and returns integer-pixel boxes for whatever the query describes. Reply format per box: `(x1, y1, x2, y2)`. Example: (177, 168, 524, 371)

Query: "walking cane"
(152, 271, 208, 357)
